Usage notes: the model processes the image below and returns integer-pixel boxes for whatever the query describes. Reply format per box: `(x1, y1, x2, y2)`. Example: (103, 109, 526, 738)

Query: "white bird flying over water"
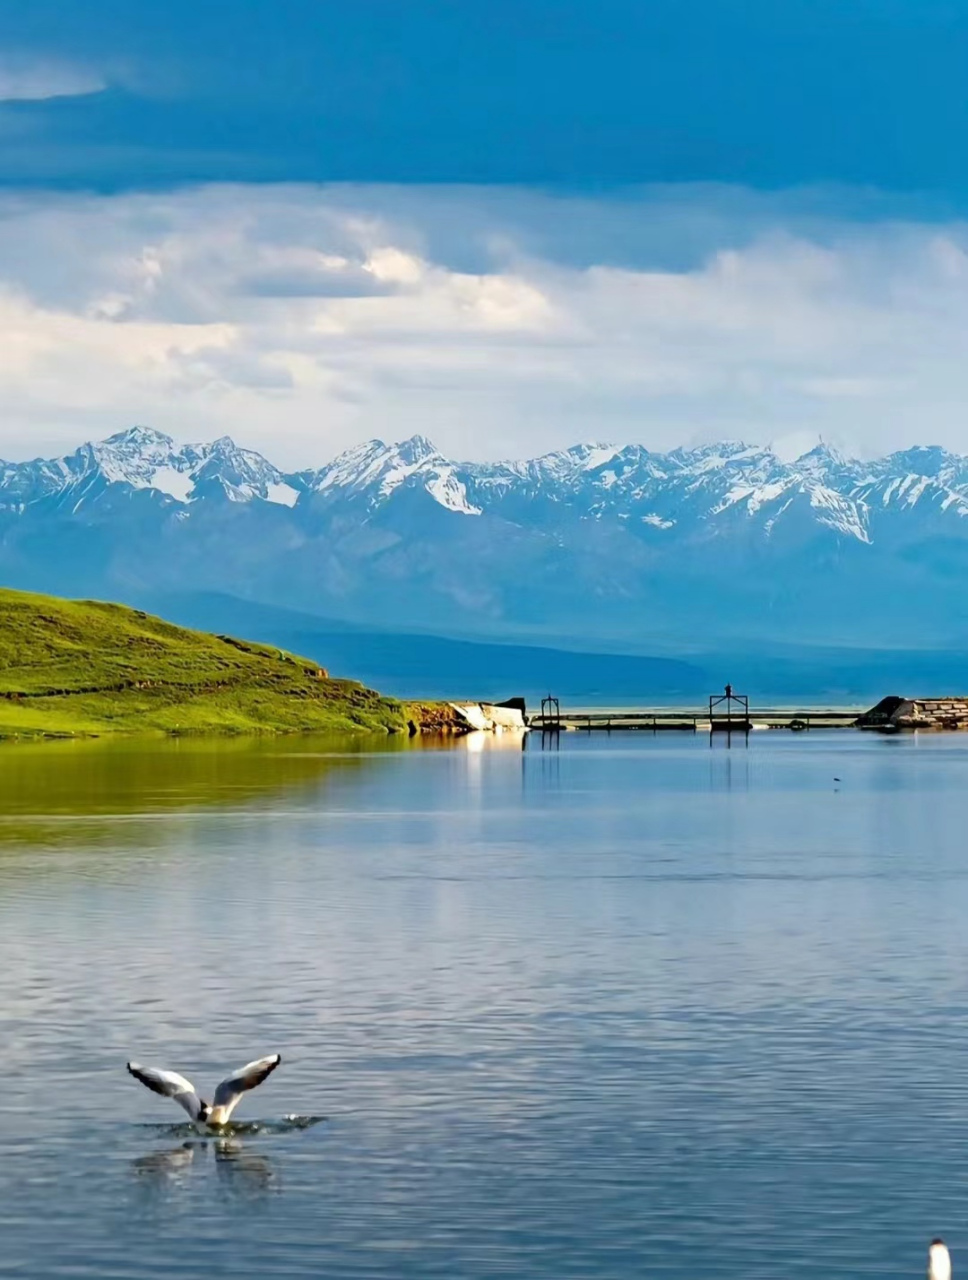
(127, 1055, 281, 1125)
(929, 1238, 952, 1280)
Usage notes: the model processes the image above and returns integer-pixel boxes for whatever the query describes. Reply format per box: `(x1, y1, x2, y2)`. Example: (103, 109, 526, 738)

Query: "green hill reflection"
(0, 733, 436, 849)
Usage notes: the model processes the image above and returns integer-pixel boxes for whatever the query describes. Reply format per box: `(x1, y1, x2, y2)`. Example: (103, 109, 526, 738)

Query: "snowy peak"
(394, 434, 439, 466)
(793, 441, 846, 466)
(190, 437, 300, 505)
(102, 426, 177, 453)
(85, 428, 185, 493)
(0, 429, 301, 511)
(540, 442, 620, 474)
(310, 436, 444, 493)
(308, 435, 481, 515)
(879, 444, 956, 479)
(465, 442, 622, 500)
(668, 440, 769, 470)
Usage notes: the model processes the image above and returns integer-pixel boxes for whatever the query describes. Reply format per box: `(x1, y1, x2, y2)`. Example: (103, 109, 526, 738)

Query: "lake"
(2, 728, 967, 1278)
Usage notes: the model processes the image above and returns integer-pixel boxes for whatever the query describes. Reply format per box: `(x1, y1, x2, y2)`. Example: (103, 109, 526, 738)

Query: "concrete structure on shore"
(451, 701, 528, 732)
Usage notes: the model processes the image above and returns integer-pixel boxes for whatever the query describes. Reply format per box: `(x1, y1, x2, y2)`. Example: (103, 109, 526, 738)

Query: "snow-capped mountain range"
(4, 426, 968, 648)
(0, 428, 300, 513)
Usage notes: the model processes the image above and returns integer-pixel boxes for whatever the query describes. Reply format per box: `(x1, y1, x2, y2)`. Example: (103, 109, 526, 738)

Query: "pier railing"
(527, 708, 863, 732)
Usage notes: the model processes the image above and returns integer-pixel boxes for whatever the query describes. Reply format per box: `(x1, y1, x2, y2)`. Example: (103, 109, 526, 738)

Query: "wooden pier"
(527, 707, 863, 732)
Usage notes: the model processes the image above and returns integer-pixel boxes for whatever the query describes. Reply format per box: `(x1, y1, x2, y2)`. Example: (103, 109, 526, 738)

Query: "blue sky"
(2, 2, 968, 464)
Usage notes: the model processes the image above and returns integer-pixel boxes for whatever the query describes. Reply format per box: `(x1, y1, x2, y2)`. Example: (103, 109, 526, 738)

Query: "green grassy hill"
(0, 588, 408, 739)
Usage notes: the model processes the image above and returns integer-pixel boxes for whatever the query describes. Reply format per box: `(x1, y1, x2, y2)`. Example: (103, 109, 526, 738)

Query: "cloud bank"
(0, 184, 967, 466)
(0, 55, 105, 102)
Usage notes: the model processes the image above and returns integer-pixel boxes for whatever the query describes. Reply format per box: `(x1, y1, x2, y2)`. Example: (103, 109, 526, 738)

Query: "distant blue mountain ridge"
(3, 428, 968, 688)
(144, 592, 968, 706)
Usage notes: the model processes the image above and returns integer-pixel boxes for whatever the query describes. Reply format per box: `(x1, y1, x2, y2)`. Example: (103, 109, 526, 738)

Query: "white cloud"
(0, 56, 106, 102)
(0, 183, 967, 466)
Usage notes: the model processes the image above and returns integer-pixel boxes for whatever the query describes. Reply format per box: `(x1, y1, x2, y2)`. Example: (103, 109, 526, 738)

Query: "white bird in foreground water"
(127, 1055, 281, 1125)
(929, 1238, 952, 1280)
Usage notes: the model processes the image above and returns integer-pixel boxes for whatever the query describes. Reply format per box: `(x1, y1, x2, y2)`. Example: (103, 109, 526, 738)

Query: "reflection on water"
(0, 729, 531, 851)
(133, 1141, 200, 1183)
(133, 1138, 278, 1201)
(0, 733, 414, 848)
(4, 730, 968, 1278)
(213, 1139, 277, 1199)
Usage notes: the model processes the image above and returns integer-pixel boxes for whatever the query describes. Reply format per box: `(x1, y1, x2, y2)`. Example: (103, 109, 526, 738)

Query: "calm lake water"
(2, 728, 968, 1278)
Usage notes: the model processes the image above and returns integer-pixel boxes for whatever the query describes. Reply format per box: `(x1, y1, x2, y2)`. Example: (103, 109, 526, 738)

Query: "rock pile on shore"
(857, 695, 968, 730)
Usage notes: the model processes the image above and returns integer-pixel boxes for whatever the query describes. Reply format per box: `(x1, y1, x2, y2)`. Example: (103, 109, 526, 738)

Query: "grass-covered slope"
(0, 587, 407, 739)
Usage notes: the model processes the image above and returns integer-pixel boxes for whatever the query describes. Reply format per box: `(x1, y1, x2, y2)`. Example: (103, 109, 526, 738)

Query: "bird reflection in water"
(132, 1142, 199, 1185)
(131, 1115, 323, 1202)
(213, 1138, 276, 1200)
(132, 1137, 277, 1201)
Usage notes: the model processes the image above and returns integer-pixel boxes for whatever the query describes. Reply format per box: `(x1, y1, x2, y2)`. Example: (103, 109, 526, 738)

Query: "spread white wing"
(127, 1062, 203, 1121)
(211, 1054, 281, 1121)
